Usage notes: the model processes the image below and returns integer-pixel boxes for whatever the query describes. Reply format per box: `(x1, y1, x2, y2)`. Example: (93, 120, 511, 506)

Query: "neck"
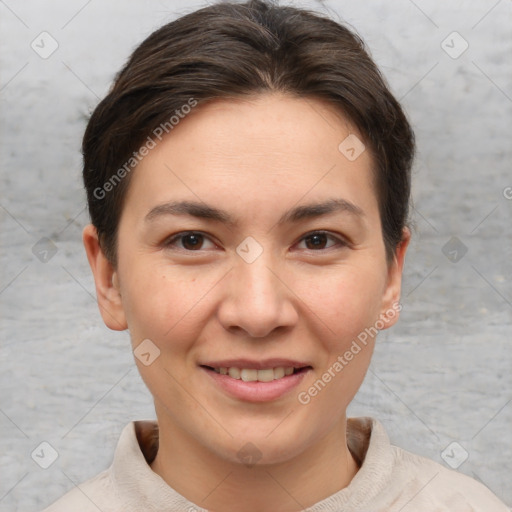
(150, 415, 359, 512)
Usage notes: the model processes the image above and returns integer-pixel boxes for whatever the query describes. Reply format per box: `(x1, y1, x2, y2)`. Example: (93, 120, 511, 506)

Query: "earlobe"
(380, 227, 411, 329)
(82, 224, 128, 331)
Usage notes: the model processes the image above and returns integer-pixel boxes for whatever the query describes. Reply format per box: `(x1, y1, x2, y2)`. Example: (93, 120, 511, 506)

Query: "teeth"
(273, 367, 285, 379)
(255, 368, 274, 382)
(228, 367, 240, 379)
(240, 369, 258, 382)
(214, 366, 297, 382)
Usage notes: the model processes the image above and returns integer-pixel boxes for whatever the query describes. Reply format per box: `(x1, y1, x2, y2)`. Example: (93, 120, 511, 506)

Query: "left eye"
(296, 232, 343, 251)
(166, 232, 216, 251)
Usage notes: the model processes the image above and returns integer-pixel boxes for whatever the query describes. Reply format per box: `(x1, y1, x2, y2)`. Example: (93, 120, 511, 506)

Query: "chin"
(214, 418, 315, 466)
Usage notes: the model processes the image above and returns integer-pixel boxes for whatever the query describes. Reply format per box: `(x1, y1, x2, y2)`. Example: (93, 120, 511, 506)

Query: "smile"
(200, 363, 312, 402)
(211, 366, 295, 382)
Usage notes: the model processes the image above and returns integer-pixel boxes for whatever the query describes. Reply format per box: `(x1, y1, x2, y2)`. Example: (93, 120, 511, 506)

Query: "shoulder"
(41, 421, 143, 512)
(386, 444, 509, 511)
(41, 468, 118, 512)
(346, 418, 508, 511)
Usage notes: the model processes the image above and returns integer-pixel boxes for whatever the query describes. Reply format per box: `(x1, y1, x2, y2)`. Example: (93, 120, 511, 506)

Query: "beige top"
(43, 417, 508, 511)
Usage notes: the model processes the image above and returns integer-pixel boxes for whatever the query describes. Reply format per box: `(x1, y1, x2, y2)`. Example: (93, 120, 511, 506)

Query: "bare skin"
(83, 93, 409, 511)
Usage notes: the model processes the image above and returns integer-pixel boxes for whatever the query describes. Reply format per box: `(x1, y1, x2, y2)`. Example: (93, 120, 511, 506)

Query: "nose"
(217, 253, 299, 338)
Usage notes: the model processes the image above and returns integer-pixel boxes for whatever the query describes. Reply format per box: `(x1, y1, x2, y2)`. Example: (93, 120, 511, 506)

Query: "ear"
(82, 224, 127, 331)
(379, 227, 410, 329)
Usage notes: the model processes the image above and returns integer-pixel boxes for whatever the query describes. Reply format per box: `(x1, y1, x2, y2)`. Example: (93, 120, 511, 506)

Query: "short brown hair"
(82, 0, 414, 264)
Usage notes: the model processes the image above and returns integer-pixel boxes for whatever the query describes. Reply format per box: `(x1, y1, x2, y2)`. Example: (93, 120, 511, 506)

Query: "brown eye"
(181, 233, 204, 250)
(297, 231, 345, 251)
(166, 232, 216, 251)
(305, 233, 328, 250)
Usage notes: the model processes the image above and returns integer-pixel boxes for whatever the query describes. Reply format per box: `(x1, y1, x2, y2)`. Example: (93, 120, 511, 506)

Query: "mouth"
(199, 360, 312, 402)
(201, 365, 310, 382)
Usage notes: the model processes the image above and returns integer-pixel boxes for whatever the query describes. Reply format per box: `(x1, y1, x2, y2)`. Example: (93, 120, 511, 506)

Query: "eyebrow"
(144, 198, 364, 226)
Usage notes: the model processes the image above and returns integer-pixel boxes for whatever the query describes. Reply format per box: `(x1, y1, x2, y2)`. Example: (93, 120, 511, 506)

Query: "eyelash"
(164, 230, 348, 253)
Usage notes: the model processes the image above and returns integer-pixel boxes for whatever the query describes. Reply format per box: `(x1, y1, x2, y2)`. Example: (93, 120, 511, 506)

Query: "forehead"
(122, 93, 379, 225)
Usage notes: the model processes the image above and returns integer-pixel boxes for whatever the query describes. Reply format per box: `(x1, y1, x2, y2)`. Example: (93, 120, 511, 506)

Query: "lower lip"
(201, 367, 310, 402)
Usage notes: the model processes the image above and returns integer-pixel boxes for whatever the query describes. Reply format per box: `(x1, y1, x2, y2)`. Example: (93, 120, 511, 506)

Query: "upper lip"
(200, 359, 312, 370)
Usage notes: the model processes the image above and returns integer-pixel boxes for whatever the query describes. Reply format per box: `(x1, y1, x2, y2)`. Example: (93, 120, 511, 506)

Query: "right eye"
(164, 231, 218, 251)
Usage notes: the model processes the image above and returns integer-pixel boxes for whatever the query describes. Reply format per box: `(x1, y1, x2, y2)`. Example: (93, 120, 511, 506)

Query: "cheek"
(316, 266, 385, 406)
(121, 268, 210, 404)
(296, 274, 379, 421)
(119, 264, 206, 347)
(300, 263, 387, 343)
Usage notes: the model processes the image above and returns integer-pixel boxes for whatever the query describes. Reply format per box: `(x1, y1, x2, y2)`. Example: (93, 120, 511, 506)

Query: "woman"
(44, 0, 508, 510)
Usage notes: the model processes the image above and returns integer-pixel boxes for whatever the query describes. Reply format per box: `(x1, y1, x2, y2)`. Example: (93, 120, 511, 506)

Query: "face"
(85, 93, 407, 466)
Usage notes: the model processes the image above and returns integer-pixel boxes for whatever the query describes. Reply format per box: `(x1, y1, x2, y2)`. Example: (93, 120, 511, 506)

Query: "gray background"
(1, 0, 511, 510)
